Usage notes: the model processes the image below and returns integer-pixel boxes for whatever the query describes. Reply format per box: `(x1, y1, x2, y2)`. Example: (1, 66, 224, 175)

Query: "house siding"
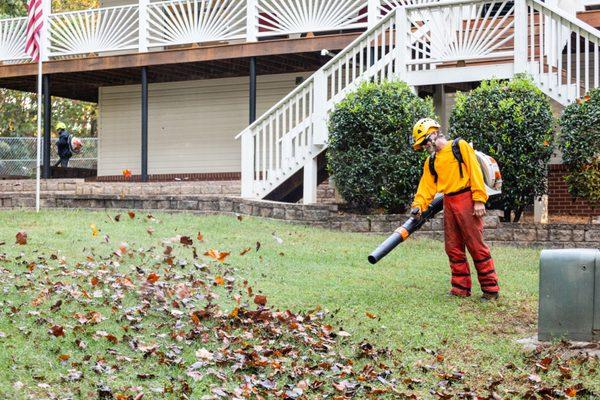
(97, 73, 310, 176)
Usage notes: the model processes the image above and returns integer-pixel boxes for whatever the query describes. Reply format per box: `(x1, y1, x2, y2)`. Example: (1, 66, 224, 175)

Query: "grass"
(0, 210, 597, 399)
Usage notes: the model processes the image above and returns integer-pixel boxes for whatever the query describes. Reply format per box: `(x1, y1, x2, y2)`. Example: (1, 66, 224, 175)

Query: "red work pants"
(443, 190, 499, 297)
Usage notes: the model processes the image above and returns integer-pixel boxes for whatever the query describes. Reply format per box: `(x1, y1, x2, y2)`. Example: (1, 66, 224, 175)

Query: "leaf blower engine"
(368, 146, 502, 264)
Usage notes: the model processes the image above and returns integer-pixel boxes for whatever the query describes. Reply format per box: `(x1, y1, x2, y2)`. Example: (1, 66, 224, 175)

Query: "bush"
(558, 89, 600, 206)
(449, 75, 555, 222)
(327, 80, 434, 213)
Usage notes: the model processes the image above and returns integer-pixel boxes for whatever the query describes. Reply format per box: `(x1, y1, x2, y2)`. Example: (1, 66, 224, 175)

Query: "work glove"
(410, 207, 422, 221)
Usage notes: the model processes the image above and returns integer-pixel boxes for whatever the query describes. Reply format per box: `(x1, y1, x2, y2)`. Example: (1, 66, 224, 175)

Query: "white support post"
(139, 0, 149, 52)
(303, 155, 318, 204)
(247, 0, 258, 42)
(241, 130, 255, 198)
(513, 0, 528, 73)
(394, 8, 408, 81)
(368, 0, 379, 29)
(312, 70, 328, 145)
(40, 0, 51, 61)
(534, 195, 549, 224)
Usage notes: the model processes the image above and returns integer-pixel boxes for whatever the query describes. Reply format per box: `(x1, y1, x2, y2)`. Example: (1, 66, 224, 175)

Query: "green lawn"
(0, 210, 597, 399)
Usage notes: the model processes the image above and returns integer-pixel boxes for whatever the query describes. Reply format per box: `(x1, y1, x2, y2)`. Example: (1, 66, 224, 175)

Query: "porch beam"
(141, 66, 149, 182)
(249, 57, 257, 124)
(43, 75, 52, 179)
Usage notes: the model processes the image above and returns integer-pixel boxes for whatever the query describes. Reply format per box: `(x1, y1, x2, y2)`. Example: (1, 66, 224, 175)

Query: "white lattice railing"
(48, 5, 139, 57)
(147, 0, 247, 47)
(0, 0, 448, 63)
(405, 0, 516, 70)
(0, 17, 29, 63)
(256, 0, 368, 37)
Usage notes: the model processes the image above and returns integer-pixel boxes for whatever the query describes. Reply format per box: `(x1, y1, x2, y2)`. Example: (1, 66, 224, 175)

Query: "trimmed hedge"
(327, 81, 434, 213)
(449, 75, 555, 222)
(558, 89, 600, 205)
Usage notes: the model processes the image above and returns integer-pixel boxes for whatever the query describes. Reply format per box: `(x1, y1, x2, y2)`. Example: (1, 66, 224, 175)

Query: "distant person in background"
(53, 122, 82, 168)
(54, 122, 71, 168)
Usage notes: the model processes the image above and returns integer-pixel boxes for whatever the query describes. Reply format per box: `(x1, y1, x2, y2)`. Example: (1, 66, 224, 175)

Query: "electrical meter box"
(539, 249, 600, 342)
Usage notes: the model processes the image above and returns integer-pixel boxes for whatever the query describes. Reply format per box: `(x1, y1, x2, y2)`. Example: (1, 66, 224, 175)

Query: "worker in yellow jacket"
(410, 118, 499, 301)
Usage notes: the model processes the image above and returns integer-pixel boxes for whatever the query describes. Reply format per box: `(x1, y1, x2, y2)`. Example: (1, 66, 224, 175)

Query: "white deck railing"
(0, 0, 439, 63)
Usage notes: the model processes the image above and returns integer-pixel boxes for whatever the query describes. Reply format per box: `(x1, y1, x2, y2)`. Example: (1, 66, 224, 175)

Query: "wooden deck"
(1, 9, 599, 103)
(0, 33, 360, 102)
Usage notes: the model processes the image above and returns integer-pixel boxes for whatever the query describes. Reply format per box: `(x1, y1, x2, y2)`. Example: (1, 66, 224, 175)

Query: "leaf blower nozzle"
(368, 196, 444, 264)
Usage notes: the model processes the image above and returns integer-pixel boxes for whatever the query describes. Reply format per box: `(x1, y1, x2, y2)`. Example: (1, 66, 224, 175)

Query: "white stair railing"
(527, 0, 600, 103)
(237, 0, 600, 201)
(238, 10, 402, 199)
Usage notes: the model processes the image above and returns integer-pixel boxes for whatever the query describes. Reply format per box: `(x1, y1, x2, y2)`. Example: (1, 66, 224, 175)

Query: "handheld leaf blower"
(367, 147, 502, 264)
(367, 196, 443, 264)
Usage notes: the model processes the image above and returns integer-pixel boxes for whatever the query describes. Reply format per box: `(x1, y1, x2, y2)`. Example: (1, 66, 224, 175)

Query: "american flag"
(25, 0, 44, 62)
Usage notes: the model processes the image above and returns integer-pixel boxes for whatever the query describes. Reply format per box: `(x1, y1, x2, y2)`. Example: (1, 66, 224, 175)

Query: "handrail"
(529, 0, 600, 38)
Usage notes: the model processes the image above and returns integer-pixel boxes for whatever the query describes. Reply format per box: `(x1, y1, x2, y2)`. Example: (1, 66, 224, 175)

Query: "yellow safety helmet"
(55, 122, 67, 131)
(411, 118, 440, 150)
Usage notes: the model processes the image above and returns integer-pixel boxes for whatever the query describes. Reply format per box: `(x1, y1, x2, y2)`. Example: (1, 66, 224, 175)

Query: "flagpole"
(35, 56, 42, 213)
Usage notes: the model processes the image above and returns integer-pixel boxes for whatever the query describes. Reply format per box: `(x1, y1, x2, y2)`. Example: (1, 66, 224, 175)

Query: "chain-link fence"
(0, 137, 97, 177)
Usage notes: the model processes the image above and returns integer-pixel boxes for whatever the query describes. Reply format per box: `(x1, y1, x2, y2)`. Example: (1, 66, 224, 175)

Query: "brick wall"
(2, 193, 599, 249)
(548, 164, 599, 216)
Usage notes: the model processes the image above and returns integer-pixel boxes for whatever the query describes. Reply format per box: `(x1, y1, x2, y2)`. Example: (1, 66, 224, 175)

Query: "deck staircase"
(237, 0, 600, 203)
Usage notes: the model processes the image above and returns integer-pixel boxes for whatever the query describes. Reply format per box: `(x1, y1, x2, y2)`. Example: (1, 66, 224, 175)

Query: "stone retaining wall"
(2, 193, 598, 249)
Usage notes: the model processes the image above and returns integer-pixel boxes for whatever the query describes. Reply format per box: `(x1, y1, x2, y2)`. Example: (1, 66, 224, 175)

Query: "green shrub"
(449, 75, 555, 222)
(558, 89, 600, 206)
(327, 80, 434, 213)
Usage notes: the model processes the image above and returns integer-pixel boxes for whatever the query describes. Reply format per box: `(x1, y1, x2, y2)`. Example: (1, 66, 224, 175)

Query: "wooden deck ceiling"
(0, 33, 360, 102)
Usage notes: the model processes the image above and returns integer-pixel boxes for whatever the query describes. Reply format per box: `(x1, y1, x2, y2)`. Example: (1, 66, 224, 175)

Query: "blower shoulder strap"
(452, 138, 464, 179)
(428, 138, 465, 183)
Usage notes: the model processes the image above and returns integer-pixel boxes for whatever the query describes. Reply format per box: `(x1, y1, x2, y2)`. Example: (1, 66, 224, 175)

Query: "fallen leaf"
(365, 312, 377, 319)
(254, 295, 267, 306)
(180, 236, 193, 246)
(49, 325, 65, 337)
(214, 276, 225, 286)
(58, 354, 70, 361)
(337, 331, 351, 337)
(147, 273, 160, 284)
(204, 249, 230, 263)
(122, 169, 132, 178)
(272, 232, 284, 244)
(114, 214, 121, 222)
(90, 224, 99, 237)
(197, 232, 204, 241)
(15, 231, 27, 245)
(565, 387, 578, 397)
(128, 211, 135, 219)
(195, 348, 214, 360)
(237, 214, 243, 221)
(146, 227, 155, 236)
(240, 248, 251, 256)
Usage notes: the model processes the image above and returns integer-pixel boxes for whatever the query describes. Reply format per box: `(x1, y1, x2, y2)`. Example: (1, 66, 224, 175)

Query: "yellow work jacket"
(411, 139, 488, 211)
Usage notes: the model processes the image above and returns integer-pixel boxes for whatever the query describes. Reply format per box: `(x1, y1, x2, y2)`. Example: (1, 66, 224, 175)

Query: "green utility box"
(539, 249, 600, 342)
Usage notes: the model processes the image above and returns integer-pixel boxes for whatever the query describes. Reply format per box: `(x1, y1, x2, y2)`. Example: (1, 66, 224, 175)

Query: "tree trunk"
(502, 209, 512, 222)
